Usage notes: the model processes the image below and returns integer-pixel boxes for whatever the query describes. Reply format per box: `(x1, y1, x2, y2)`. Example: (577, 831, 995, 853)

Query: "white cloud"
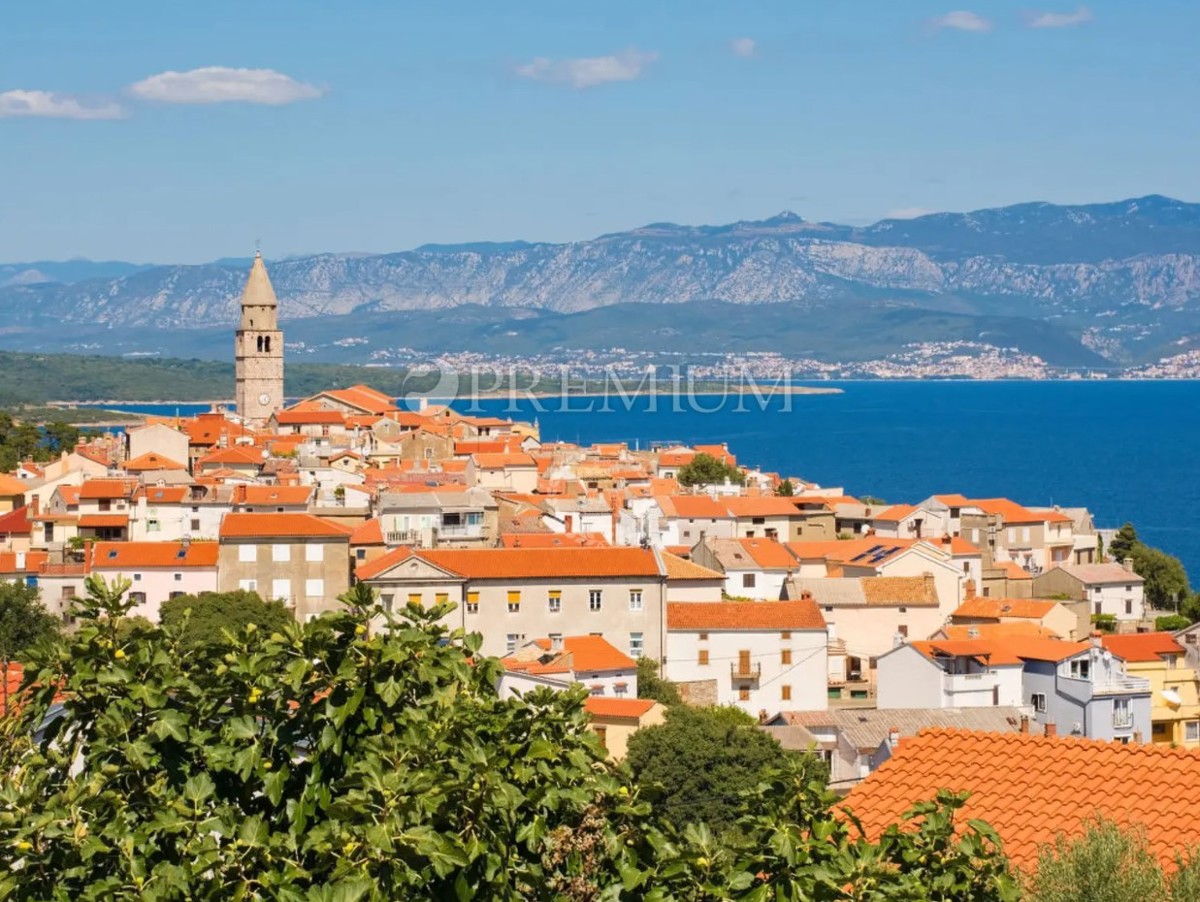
(928, 10, 994, 31)
(885, 207, 936, 220)
(730, 37, 757, 59)
(1025, 6, 1093, 28)
(0, 89, 125, 120)
(515, 48, 658, 89)
(128, 67, 324, 105)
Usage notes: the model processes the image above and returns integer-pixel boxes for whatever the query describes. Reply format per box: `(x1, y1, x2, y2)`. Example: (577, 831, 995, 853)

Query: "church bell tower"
(234, 250, 284, 424)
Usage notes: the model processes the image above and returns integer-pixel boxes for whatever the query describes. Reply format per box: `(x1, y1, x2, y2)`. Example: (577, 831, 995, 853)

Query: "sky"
(3, 1, 1199, 263)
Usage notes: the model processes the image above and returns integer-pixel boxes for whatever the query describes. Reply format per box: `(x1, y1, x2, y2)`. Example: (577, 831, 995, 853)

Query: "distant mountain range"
(5, 195, 1200, 366)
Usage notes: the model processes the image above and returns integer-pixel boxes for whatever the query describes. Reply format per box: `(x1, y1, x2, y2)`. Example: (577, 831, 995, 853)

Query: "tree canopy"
(776, 479, 795, 497)
(0, 576, 1018, 900)
(625, 705, 827, 834)
(0, 580, 60, 713)
(677, 453, 745, 487)
(1104, 522, 1193, 613)
(159, 589, 294, 651)
(635, 656, 681, 707)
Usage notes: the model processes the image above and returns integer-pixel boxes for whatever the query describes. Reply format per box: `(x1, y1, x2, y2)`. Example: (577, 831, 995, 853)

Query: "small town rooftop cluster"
(6, 254, 1200, 855)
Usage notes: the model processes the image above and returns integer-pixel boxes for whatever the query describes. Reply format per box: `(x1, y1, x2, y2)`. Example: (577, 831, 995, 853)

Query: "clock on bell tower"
(234, 250, 284, 424)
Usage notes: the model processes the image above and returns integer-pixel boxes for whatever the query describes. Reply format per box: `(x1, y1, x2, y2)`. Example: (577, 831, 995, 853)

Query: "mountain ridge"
(4, 195, 1200, 364)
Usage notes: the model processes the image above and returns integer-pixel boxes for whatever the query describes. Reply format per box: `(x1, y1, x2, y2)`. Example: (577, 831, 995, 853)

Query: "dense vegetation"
(0, 582, 60, 714)
(677, 452, 746, 488)
(0, 578, 1017, 900)
(1108, 522, 1197, 618)
(159, 590, 293, 652)
(0, 411, 86, 471)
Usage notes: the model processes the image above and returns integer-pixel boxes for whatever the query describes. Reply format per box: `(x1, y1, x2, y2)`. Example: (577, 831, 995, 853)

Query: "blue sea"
(90, 381, 1200, 581)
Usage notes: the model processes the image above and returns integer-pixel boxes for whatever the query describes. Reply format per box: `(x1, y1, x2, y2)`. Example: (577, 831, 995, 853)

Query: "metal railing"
(731, 661, 762, 680)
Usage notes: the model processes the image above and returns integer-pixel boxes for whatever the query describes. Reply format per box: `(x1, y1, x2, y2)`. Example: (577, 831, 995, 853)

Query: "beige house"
(467, 453, 539, 494)
(357, 546, 668, 661)
(584, 697, 666, 760)
(217, 513, 353, 621)
(127, 423, 190, 472)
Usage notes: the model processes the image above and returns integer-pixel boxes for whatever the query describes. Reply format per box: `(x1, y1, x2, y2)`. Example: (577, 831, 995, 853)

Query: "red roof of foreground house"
(92, 541, 219, 569)
(666, 600, 826, 631)
(197, 447, 266, 468)
(470, 452, 536, 469)
(841, 728, 1200, 871)
(0, 550, 48, 575)
(218, 513, 353, 539)
(357, 546, 661, 581)
(349, 517, 385, 546)
(584, 696, 658, 720)
(1100, 632, 1186, 663)
(723, 497, 803, 518)
(533, 635, 636, 672)
(501, 532, 610, 548)
(940, 622, 1062, 641)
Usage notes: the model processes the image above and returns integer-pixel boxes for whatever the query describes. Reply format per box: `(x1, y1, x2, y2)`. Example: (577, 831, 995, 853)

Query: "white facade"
(666, 624, 827, 716)
(94, 564, 218, 622)
(876, 642, 1025, 710)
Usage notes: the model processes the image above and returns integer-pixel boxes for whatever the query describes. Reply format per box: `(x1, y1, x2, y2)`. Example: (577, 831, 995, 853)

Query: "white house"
(665, 599, 828, 717)
(89, 540, 219, 622)
(1033, 562, 1147, 622)
(875, 639, 1027, 710)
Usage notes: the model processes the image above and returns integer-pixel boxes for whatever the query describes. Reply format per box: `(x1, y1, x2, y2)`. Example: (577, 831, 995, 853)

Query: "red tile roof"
(470, 452, 536, 469)
(123, 452, 187, 472)
(92, 541, 219, 569)
(953, 597, 1061, 620)
(532, 635, 636, 672)
(232, 484, 314, 506)
(274, 409, 347, 425)
(137, 486, 190, 504)
(841, 728, 1200, 871)
(0, 474, 30, 496)
(500, 532, 611, 548)
(873, 504, 920, 521)
(666, 600, 826, 631)
(218, 513, 354, 539)
(1101, 632, 1186, 663)
(723, 497, 802, 518)
(357, 546, 661, 581)
(77, 514, 129, 529)
(349, 517, 384, 545)
(78, 479, 137, 500)
(0, 550, 48, 575)
(940, 622, 1062, 641)
(584, 696, 657, 720)
(0, 505, 32, 536)
(197, 447, 266, 468)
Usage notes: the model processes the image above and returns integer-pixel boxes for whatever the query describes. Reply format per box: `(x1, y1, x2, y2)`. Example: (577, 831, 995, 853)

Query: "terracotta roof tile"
(0, 474, 30, 496)
(533, 635, 636, 672)
(953, 598, 1061, 620)
(584, 696, 657, 719)
(123, 452, 187, 472)
(349, 517, 384, 545)
(1101, 632, 1186, 663)
(841, 728, 1200, 871)
(667, 600, 826, 631)
(357, 546, 660, 581)
(0, 505, 32, 536)
(77, 514, 129, 528)
(659, 552, 724, 582)
(92, 541, 219, 569)
(218, 513, 354, 539)
(78, 478, 137, 500)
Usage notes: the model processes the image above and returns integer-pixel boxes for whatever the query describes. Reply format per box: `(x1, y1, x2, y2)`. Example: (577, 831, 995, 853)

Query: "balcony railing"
(731, 661, 762, 681)
(386, 530, 424, 546)
(1093, 675, 1151, 695)
(943, 671, 998, 693)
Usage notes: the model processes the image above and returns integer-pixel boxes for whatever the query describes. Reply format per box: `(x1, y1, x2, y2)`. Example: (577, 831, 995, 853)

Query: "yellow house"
(583, 697, 666, 760)
(1102, 632, 1200, 746)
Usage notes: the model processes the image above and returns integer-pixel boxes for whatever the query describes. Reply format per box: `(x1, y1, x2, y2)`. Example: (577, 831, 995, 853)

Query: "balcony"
(943, 671, 999, 694)
(386, 530, 425, 546)
(1092, 675, 1151, 695)
(731, 661, 762, 681)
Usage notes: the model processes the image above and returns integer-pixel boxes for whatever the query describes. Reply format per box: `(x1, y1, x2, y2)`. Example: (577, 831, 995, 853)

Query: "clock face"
(258, 392, 271, 406)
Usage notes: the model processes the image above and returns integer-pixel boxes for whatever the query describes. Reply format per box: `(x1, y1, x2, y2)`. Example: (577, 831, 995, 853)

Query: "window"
(129, 591, 146, 606)
(781, 649, 792, 665)
(589, 589, 602, 611)
(593, 726, 607, 751)
(147, 519, 159, 533)
(356, 548, 366, 561)
(272, 579, 291, 602)
(169, 591, 184, 600)
(1125, 599, 1133, 615)
(629, 632, 644, 658)
(781, 685, 792, 701)
(738, 687, 750, 702)
(781, 631, 791, 640)
(898, 606, 907, 613)
(505, 633, 523, 655)
(133, 573, 142, 582)
(897, 625, 908, 638)
(698, 649, 710, 666)
(408, 593, 422, 607)
(305, 579, 324, 598)
(1187, 721, 1200, 743)
(60, 586, 74, 601)
(1094, 601, 1102, 616)
(614, 682, 628, 697)
(1006, 527, 1015, 544)
(589, 684, 604, 696)
(1113, 697, 1133, 730)
(435, 592, 449, 606)
(238, 544, 256, 563)
(1125, 584, 1133, 592)
(305, 544, 324, 562)
(548, 590, 561, 613)
(1070, 658, 1091, 680)
(380, 593, 394, 612)
(272, 544, 290, 562)
(174, 573, 182, 582)
(742, 573, 756, 589)
(1021, 527, 1030, 544)
(467, 591, 479, 614)
(238, 579, 257, 593)
(629, 589, 643, 611)
(1031, 693, 1046, 713)
(507, 590, 521, 613)
(190, 519, 201, 532)
(699, 632, 708, 641)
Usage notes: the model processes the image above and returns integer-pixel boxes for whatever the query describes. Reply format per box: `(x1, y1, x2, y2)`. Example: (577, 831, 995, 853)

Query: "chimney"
(1090, 630, 1103, 648)
(564, 514, 574, 533)
(1122, 557, 1134, 572)
(800, 589, 813, 602)
(888, 727, 900, 748)
(964, 578, 976, 599)
(1133, 731, 1143, 744)
(30, 494, 39, 517)
(1020, 715, 1030, 734)
(83, 540, 94, 572)
(1044, 722, 1057, 737)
